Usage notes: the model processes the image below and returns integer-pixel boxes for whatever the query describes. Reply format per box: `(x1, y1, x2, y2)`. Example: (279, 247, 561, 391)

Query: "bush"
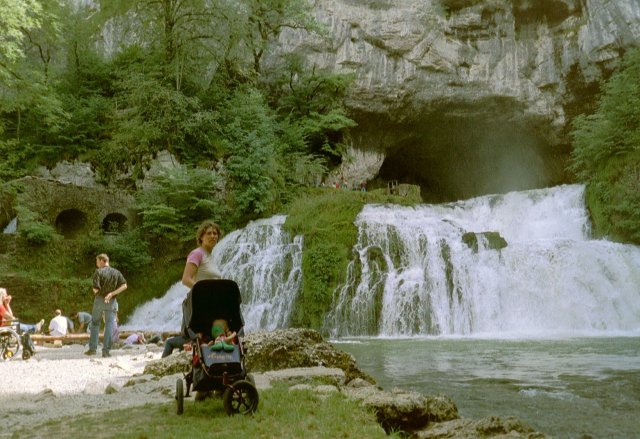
(15, 205, 60, 246)
(80, 230, 152, 277)
(569, 49, 640, 243)
(134, 167, 227, 243)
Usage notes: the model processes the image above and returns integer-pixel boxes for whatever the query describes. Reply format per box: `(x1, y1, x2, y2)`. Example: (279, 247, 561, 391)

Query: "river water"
(337, 336, 640, 438)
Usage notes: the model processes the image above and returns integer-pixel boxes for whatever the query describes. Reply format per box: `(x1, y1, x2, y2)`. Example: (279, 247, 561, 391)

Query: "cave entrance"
(55, 209, 88, 239)
(102, 213, 128, 234)
(360, 101, 567, 202)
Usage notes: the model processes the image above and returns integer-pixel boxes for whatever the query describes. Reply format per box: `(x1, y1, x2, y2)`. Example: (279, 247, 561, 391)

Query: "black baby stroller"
(176, 279, 259, 416)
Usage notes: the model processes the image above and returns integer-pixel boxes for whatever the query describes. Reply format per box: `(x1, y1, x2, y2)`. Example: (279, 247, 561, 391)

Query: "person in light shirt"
(48, 309, 68, 337)
(181, 220, 223, 288)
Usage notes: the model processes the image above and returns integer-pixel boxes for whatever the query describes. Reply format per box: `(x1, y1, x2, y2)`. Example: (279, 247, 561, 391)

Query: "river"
(337, 336, 640, 438)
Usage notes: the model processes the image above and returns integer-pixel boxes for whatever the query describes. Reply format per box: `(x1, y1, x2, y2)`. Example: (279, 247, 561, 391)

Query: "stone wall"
(18, 177, 135, 238)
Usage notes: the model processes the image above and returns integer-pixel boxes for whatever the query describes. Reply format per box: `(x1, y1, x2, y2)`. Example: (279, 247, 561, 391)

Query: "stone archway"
(55, 209, 88, 239)
(101, 213, 128, 234)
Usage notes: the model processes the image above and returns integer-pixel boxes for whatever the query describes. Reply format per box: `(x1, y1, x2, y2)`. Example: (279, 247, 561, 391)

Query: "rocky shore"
(1, 329, 547, 438)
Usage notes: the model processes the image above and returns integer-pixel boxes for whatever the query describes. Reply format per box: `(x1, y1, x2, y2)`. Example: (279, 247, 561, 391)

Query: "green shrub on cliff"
(570, 49, 640, 243)
(14, 205, 60, 246)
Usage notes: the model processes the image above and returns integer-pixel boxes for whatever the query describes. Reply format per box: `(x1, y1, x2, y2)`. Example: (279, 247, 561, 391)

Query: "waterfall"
(125, 184, 640, 337)
(123, 215, 303, 333)
(325, 184, 640, 337)
(216, 215, 303, 332)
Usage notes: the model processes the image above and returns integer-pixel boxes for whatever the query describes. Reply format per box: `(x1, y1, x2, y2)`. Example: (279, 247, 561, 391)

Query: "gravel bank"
(0, 343, 175, 438)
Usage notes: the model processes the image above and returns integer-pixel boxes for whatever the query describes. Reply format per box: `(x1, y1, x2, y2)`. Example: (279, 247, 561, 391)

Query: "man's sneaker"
(35, 319, 45, 334)
(84, 349, 96, 356)
(102, 352, 111, 358)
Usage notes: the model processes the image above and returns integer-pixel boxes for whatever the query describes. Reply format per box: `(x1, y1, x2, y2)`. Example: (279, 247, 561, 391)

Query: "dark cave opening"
(354, 101, 568, 202)
(102, 213, 128, 234)
(55, 209, 88, 239)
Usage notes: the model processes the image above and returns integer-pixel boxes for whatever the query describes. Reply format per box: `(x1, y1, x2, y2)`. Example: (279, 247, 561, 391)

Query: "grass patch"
(11, 384, 396, 439)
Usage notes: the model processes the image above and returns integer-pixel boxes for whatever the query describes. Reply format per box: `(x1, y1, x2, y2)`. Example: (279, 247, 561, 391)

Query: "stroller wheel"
(0, 329, 20, 360)
(223, 380, 259, 416)
(22, 350, 31, 360)
(175, 378, 184, 415)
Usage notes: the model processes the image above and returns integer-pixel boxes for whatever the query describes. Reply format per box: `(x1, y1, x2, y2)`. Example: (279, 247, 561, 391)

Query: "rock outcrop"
(271, 0, 640, 200)
(243, 328, 375, 383)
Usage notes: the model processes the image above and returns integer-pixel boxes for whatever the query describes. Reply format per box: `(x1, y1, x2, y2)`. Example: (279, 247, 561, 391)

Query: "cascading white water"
(216, 215, 303, 332)
(123, 215, 303, 333)
(325, 184, 640, 337)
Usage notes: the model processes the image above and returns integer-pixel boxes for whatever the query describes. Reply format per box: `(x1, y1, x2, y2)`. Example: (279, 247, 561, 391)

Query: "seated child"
(207, 318, 236, 352)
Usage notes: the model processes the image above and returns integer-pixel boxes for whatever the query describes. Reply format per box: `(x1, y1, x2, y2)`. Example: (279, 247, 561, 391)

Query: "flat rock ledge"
(143, 328, 547, 438)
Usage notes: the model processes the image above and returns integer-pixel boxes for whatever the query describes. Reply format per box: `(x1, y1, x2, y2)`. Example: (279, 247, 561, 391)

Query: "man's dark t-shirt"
(93, 266, 126, 296)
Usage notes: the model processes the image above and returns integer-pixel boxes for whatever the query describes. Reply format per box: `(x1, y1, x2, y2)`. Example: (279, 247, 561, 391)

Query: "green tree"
(0, 0, 42, 69)
(214, 87, 286, 222)
(97, 69, 216, 183)
(135, 166, 226, 242)
(0, 0, 70, 178)
(569, 49, 640, 243)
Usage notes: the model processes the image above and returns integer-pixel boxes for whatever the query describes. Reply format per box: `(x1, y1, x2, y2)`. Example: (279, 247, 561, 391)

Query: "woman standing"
(181, 220, 222, 288)
(164, 221, 224, 360)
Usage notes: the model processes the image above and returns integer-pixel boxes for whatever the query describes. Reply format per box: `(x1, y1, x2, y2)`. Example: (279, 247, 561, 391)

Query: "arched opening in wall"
(102, 213, 128, 234)
(55, 209, 88, 239)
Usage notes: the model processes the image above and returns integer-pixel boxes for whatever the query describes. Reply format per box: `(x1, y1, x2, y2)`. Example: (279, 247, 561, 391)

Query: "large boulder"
(414, 415, 548, 438)
(244, 328, 375, 383)
(343, 379, 459, 434)
(143, 351, 190, 376)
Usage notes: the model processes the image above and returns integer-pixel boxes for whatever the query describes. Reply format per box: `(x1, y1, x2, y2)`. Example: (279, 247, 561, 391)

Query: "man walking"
(85, 253, 127, 358)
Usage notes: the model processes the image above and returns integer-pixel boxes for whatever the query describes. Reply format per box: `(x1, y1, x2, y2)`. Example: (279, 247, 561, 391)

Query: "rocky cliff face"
(270, 0, 640, 201)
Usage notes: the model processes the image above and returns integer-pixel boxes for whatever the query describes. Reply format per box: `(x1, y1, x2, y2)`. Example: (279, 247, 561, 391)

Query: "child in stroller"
(206, 318, 236, 352)
(176, 279, 258, 416)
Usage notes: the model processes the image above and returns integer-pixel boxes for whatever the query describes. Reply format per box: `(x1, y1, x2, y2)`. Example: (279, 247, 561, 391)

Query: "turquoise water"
(336, 337, 640, 438)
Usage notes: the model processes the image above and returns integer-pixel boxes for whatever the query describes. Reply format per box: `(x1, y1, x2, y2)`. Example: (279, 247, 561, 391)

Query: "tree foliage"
(134, 166, 226, 242)
(569, 49, 640, 243)
(0, 0, 355, 233)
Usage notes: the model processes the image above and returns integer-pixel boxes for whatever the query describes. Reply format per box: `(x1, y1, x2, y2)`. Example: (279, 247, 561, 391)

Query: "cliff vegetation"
(570, 49, 640, 244)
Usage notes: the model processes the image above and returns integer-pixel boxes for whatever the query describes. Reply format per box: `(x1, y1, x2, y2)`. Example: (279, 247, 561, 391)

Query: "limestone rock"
(342, 381, 459, 434)
(143, 351, 191, 376)
(462, 231, 508, 252)
(105, 383, 120, 394)
(414, 415, 549, 438)
(244, 328, 376, 383)
(34, 161, 97, 187)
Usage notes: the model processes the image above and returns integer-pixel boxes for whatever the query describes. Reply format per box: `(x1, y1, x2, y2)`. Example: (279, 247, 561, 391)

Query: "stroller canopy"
(182, 279, 244, 337)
